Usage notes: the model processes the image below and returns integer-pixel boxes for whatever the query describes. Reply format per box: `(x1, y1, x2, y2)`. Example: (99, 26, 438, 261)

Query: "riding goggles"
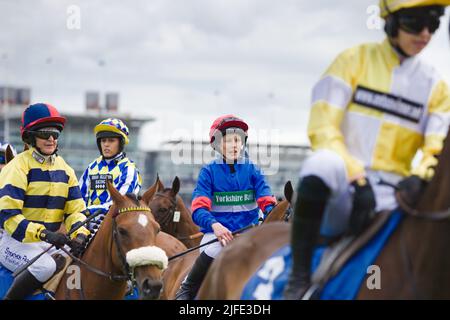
(398, 14, 441, 34)
(33, 130, 60, 140)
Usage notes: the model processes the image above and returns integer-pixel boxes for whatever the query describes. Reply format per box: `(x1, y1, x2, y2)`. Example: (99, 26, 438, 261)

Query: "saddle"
(304, 210, 393, 299)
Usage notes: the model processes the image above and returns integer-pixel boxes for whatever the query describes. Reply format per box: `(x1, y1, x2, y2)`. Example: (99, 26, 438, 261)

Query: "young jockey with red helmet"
(0, 103, 90, 300)
(175, 114, 277, 300)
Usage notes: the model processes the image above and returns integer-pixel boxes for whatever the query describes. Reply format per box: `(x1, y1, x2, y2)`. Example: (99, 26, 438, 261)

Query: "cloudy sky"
(1, 0, 449, 150)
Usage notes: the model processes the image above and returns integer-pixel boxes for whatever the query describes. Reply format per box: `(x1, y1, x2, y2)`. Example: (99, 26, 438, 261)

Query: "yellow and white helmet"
(380, 0, 450, 18)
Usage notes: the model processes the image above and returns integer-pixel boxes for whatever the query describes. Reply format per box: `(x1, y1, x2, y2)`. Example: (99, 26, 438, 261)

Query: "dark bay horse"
(199, 128, 450, 299)
(149, 175, 201, 248)
(54, 181, 168, 300)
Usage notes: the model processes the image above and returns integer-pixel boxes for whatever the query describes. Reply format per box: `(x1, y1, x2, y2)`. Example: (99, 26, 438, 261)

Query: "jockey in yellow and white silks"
(79, 118, 142, 219)
(0, 103, 90, 300)
(284, 0, 450, 300)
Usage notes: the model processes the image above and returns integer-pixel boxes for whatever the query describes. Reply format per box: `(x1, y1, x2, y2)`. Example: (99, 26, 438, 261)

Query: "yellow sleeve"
(412, 80, 450, 180)
(0, 159, 45, 242)
(63, 167, 90, 239)
(308, 47, 365, 180)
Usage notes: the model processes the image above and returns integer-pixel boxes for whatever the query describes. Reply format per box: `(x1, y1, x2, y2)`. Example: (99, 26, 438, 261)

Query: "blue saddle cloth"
(0, 265, 139, 300)
(241, 210, 403, 300)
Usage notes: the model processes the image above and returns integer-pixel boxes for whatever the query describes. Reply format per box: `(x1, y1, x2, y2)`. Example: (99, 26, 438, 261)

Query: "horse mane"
(125, 193, 141, 206)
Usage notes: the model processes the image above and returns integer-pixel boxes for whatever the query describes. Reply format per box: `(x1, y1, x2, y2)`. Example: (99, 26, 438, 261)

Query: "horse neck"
(264, 200, 288, 223)
(176, 196, 200, 234)
(397, 132, 450, 298)
(77, 213, 127, 299)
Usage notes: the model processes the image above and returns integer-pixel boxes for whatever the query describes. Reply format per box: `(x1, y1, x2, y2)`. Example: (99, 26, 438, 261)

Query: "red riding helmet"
(209, 115, 249, 147)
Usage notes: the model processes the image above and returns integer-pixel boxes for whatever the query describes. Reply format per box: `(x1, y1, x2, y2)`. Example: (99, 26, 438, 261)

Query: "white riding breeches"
(0, 232, 68, 283)
(199, 233, 223, 259)
(299, 149, 402, 238)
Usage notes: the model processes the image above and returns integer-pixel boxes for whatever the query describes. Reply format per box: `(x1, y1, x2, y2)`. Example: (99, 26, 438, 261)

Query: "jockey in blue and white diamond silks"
(79, 118, 142, 219)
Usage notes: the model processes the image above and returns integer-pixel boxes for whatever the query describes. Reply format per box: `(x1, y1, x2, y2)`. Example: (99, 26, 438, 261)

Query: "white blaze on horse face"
(138, 214, 148, 228)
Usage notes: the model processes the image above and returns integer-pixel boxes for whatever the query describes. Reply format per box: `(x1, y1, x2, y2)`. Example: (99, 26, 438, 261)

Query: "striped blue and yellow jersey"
(0, 148, 90, 243)
(79, 153, 142, 215)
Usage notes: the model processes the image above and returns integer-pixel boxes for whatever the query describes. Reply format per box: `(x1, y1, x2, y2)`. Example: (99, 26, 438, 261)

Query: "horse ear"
(172, 176, 180, 196)
(5, 145, 14, 164)
(284, 181, 293, 203)
(157, 178, 164, 191)
(106, 180, 124, 205)
(141, 182, 158, 205)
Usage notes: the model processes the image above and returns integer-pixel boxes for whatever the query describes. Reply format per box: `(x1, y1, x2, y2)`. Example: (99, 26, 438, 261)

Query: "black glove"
(39, 229, 69, 248)
(397, 175, 427, 208)
(69, 234, 88, 257)
(349, 178, 376, 235)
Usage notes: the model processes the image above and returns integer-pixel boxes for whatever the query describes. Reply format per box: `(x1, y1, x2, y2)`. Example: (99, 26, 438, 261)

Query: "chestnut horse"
(199, 127, 450, 299)
(149, 176, 201, 248)
(54, 181, 168, 300)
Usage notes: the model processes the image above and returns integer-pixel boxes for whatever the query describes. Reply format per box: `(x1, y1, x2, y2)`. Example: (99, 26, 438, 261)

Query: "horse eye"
(118, 227, 129, 237)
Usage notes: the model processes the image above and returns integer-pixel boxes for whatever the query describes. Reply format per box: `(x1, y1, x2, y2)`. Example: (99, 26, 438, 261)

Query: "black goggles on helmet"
(32, 130, 60, 140)
(397, 6, 444, 35)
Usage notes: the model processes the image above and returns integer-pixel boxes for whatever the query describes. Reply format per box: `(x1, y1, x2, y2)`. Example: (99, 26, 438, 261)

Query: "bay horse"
(149, 175, 201, 248)
(199, 128, 450, 299)
(54, 181, 168, 300)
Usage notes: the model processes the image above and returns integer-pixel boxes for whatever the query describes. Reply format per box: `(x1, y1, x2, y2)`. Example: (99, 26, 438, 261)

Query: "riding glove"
(39, 230, 69, 248)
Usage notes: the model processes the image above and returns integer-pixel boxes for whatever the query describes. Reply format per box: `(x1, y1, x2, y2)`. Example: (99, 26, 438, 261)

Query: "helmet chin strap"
(388, 37, 411, 60)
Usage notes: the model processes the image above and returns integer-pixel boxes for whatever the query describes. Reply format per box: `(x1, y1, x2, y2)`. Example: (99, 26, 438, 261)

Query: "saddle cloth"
(241, 210, 403, 300)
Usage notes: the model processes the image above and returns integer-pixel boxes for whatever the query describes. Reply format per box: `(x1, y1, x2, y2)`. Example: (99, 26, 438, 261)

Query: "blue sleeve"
(192, 166, 217, 232)
(252, 164, 274, 198)
(251, 163, 276, 211)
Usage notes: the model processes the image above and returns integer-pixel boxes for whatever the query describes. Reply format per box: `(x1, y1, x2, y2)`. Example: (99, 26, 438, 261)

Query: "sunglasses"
(33, 130, 60, 140)
(398, 14, 441, 34)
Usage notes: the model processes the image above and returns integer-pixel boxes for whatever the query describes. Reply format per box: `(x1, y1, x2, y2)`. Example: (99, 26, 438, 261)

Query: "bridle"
(152, 192, 178, 231)
(62, 206, 159, 298)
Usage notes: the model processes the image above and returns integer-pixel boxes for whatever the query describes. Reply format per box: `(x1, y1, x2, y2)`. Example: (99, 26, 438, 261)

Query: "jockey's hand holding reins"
(397, 175, 427, 209)
(12, 209, 103, 278)
(39, 230, 69, 248)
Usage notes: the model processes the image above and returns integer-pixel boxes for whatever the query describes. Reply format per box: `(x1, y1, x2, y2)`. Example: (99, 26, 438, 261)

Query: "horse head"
(145, 176, 180, 234)
(106, 181, 168, 300)
(263, 180, 294, 223)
